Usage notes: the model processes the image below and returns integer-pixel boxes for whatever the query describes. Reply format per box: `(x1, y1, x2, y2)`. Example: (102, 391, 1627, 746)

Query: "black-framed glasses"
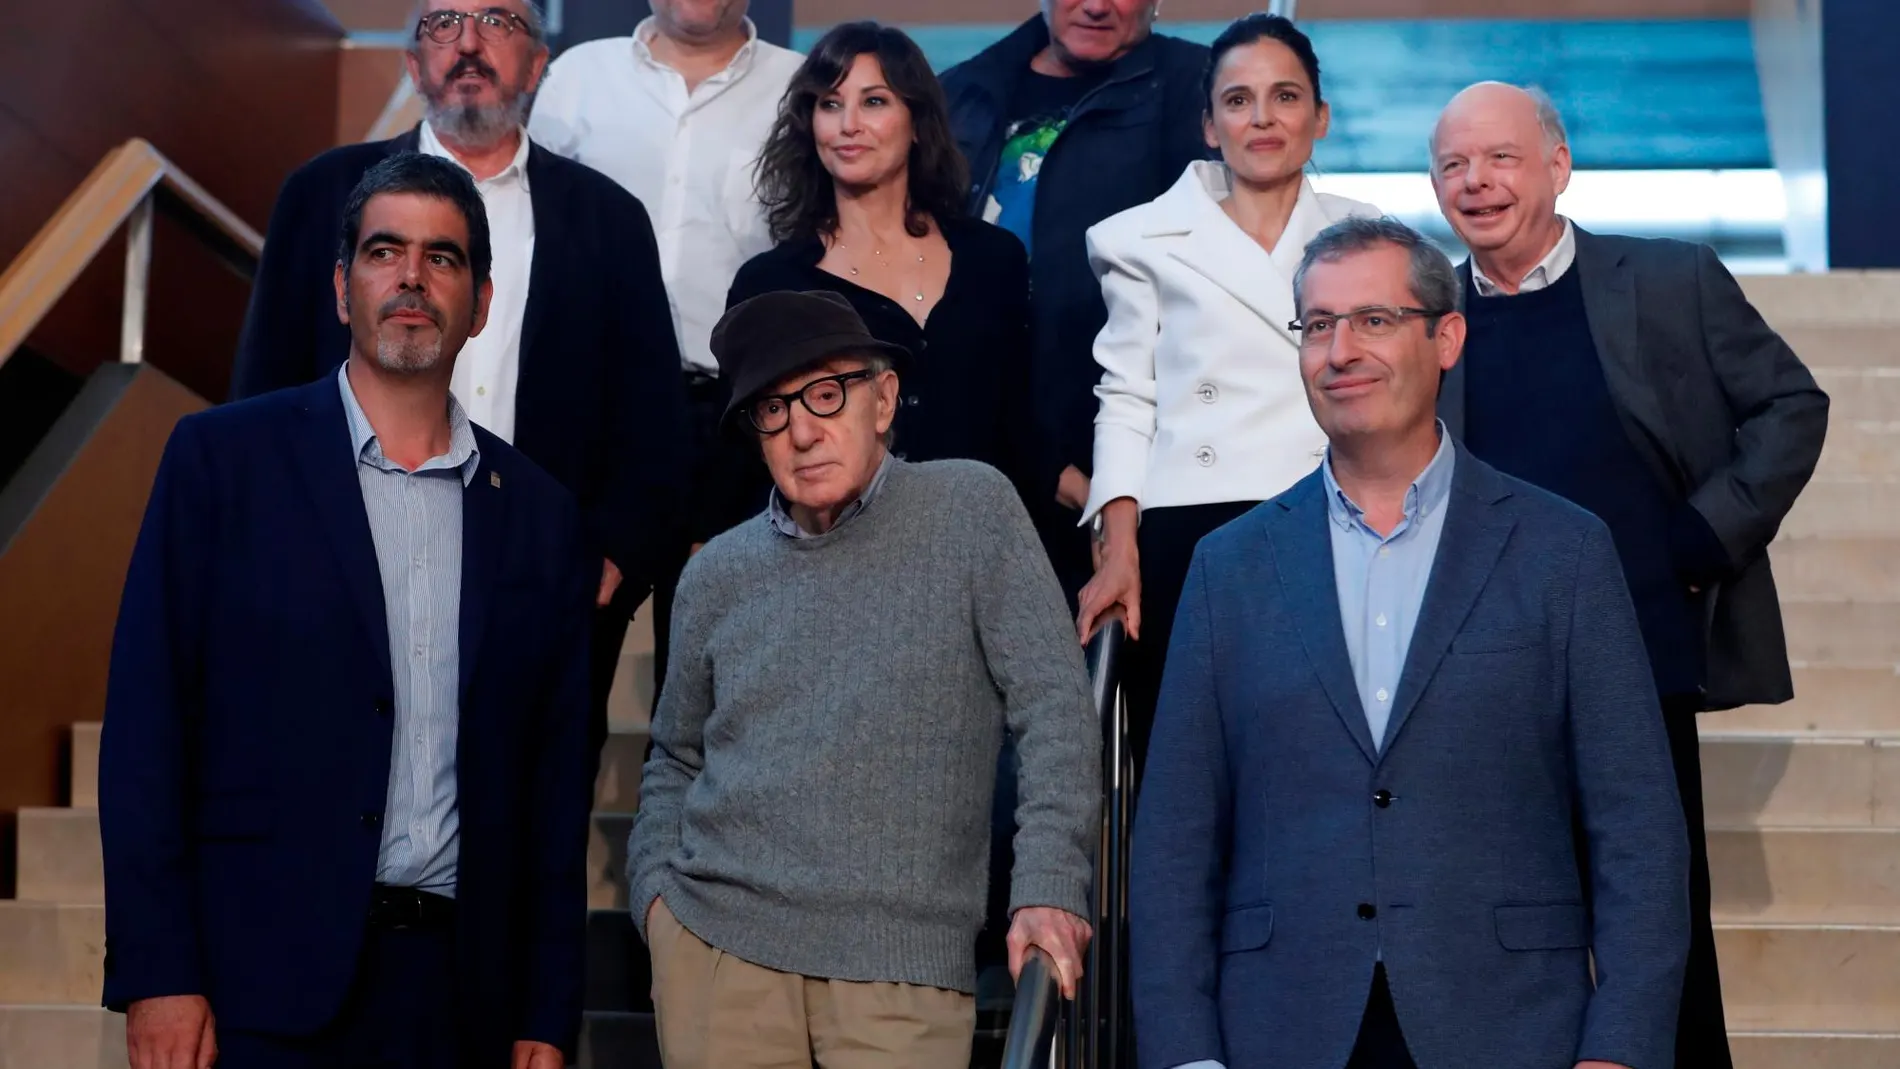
(1289, 306, 1449, 348)
(746, 369, 876, 435)
(415, 7, 536, 45)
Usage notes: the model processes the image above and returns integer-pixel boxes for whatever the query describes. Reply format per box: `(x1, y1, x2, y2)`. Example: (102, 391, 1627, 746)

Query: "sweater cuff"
(1669, 503, 1732, 587)
(1008, 873, 1093, 924)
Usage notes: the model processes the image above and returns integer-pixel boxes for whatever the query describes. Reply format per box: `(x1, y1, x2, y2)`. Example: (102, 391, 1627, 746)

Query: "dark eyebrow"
(357, 230, 407, 252)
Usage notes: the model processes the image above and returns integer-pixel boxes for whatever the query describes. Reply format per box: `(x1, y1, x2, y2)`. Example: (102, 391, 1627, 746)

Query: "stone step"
(594, 728, 648, 816)
(1731, 1031, 1900, 1069)
(1701, 666, 1900, 736)
(1709, 827, 1900, 925)
(0, 1006, 125, 1069)
(0, 903, 104, 1005)
(1815, 368, 1900, 422)
(606, 651, 656, 733)
(1817, 422, 1900, 478)
(14, 810, 100, 906)
(1777, 327, 1900, 370)
(1769, 536, 1900, 602)
(1739, 271, 1900, 326)
(1700, 735, 1900, 828)
(1717, 923, 1900, 1033)
(69, 725, 99, 811)
(1782, 600, 1900, 665)
(1780, 477, 1900, 539)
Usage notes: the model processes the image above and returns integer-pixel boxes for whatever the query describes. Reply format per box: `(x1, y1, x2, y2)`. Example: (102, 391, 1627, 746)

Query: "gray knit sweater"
(627, 459, 1100, 993)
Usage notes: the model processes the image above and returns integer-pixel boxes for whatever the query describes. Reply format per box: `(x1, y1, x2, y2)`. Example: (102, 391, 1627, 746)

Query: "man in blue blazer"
(232, 0, 688, 764)
(1130, 217, 1690, 1069)
(101, 155, 594, 1069)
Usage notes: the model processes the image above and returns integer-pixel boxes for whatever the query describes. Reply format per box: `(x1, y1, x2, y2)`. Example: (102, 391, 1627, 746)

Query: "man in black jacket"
(941, 1, 1209, 594)
(233, 0, 687, 767)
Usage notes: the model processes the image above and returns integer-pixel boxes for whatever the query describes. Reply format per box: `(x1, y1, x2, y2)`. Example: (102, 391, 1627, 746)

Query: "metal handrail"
(1000, 945, 1062, 1069)
(1072, 610, 1131, 1068)
(0, 138, 264, 372)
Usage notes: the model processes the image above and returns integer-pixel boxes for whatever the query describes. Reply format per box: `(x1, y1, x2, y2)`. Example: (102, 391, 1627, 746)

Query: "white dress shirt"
(419, 120, 534, 443)
(1469, 216, 1577, 296)
(1081, 161, 1381, 525)
(529, 18, 803, 374)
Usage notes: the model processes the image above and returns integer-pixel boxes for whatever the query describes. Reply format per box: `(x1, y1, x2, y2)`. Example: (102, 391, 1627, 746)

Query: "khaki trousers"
(648, 900, 975, 1069)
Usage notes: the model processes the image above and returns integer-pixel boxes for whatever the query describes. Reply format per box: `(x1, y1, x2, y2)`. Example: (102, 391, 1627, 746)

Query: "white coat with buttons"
(1080, 161, 1380, 524)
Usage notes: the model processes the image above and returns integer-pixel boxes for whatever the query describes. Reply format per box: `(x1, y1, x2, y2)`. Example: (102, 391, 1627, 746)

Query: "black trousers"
(216, 923, 465, 1068)
(1346, 964, 1418, 1069)
(1119, 501, 1259, 783)
(1663, 695, 1733, 1068)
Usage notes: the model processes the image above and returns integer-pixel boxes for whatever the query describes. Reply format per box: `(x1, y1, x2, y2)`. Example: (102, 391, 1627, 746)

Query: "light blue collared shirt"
(338, 365, 480, 896)
(767, 450, 896, 538)
(1169, 429, 1457, 1069)
(1323, 427, 1457, 751)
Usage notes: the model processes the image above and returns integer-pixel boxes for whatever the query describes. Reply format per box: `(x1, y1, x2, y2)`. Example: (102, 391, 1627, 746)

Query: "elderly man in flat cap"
(626, 289, 1100, 1069)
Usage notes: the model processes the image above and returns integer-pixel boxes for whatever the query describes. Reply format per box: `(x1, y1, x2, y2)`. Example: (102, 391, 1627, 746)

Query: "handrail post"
(120, 193, 154, 365)
(1270, 0, 1299, 17)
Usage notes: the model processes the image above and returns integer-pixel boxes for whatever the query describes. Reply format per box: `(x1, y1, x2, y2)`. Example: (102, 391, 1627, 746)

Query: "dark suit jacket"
(1443, 227, 1830, 709)
(99, 378, 596, 1063)
(1131, 446, 1690, 1069)
(231, 126, 688, 608)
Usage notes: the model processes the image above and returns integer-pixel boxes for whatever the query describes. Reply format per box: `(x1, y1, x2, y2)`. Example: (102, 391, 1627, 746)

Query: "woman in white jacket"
(1075, 13, 1379, 775)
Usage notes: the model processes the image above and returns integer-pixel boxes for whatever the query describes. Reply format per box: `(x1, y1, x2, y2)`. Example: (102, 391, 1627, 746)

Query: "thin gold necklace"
(835, 238, 928, 303)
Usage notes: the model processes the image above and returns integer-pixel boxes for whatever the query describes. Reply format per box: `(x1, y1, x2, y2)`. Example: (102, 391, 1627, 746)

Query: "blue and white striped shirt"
(337, 365, 480, 896)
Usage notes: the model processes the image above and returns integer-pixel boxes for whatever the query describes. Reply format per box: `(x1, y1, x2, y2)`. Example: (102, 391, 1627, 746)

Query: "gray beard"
(424, 94, 529, 150)
(375, 333, 444, 374)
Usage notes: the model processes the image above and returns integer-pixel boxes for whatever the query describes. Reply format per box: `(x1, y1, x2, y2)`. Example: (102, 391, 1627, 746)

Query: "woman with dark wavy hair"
(728, 21, 1047, 507)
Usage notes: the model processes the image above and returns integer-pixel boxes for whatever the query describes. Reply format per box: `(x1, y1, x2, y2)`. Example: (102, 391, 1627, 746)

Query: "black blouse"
(727, 215, 1049, 506)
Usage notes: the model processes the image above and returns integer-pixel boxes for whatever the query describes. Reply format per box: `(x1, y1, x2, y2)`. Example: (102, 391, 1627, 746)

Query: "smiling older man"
(628, 289, 1099, 1069)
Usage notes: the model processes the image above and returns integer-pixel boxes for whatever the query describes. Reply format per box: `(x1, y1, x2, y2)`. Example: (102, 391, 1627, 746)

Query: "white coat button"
(1197, 382, 1218, 404)
(1195, 446, 1216, 467)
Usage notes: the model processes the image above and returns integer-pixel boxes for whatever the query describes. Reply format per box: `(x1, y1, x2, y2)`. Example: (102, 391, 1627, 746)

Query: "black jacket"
(728, 216, 1043, 505)
(231, 127, 688, 607)
(942, 18, 1211, 485)
(1443, 227, 1831, 709)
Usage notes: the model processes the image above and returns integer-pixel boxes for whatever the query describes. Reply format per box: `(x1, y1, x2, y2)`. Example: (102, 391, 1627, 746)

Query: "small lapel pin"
(490, 471, 502, 489)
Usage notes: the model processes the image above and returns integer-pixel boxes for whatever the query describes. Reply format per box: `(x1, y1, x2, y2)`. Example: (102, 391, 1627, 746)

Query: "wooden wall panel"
(0, 0, 343, 400)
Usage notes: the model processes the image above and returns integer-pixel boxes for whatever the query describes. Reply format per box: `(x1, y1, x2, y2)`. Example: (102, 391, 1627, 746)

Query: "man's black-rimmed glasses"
(746, 370, 877, 435)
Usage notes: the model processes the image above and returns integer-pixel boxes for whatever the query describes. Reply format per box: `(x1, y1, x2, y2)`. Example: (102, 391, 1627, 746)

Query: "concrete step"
(0, 903, 104, 1005)
(1782, 600, 1900, 665)
(1710, 827, 1900, 925)
(14, 809, 100, 906)
(1769, 537, 1900, 602)
(1701, 666, 1900, 735)
(1815, 367, 1900, 422)
(587, 813, 634, 911)
(1731, 1031, 1900, 1069)
(1739, 271, 1900, 326)
(0, 1006, 124, 1069)
(1777, 327, 1900, 370)
(1817, 422, 1900, 478)
(1716, 923, 1900, 1032)
(1699, 735, 1900, 828)
(1780, 477, 1900, 539)
(70, 724, 99, 810)
(594, 728, 648, 815)
(606, 651, 655, 733)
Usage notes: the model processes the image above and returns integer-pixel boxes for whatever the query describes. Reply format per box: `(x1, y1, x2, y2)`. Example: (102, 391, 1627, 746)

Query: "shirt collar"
(419, 120, 533, 191)
(632, 16, 760, 83)
(768, 451, 895, 539)
(336, 363, 482, 486)
(1470, 216, 1575, 297)
(1321, 423, 1457, 537)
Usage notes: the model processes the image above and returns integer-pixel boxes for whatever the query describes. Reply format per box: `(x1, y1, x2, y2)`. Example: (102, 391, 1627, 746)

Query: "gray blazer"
(1442, 227, 1829, 709)
(1130, 447, 1691, 1069)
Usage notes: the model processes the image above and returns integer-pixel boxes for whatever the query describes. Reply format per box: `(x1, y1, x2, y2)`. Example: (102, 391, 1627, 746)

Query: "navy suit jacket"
(1129, 445, 1691, 1069)
(231, 126, 689, 608)
(99, 378, 596, 1063)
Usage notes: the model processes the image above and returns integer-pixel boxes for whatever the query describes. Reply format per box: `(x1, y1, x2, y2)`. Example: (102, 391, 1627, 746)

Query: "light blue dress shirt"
(1166, 429, 1455, 1069)
(338, 366, 480, 896)
(766, 449, 895, 538)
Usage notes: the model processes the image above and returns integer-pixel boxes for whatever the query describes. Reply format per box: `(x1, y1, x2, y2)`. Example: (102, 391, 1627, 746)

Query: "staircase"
(2, 275, 1898, 1067)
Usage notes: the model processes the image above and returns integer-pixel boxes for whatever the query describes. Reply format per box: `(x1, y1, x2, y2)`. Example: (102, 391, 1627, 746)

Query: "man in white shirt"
(234, 0, 691, 779)
(530, 0, 803, 705)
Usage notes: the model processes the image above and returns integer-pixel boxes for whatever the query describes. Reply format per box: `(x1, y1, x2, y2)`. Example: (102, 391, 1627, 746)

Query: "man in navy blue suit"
(1129, 217, 1689, 1069)
(101, 154, 594, 1069)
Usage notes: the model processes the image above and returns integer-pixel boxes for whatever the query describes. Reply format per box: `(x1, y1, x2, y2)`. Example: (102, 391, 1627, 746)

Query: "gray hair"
(1525, 86, 1569, 155)
(1292, 216, 1461, 334)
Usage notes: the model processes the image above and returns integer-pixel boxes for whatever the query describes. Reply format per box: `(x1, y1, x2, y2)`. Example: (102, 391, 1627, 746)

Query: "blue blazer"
(99, 378, 597, 1063)
(1130, 445, 1690, 1069)
(230, 126, 689, 609)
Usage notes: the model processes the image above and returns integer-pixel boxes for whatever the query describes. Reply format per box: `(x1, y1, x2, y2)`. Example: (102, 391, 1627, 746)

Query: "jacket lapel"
(289, 378, 393, 681)
(517, 142, 560, 399)
(1161, 169, 1326, 349)
(1267, 477, 1380, 764)
(458, 444, 506, 697)
(1573, 227, 1684, 490)
(1380, 446, 1515, 755)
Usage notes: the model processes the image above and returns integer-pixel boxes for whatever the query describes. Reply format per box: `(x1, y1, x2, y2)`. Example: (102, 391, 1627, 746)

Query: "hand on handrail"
(1008, 906, 1094, 1000)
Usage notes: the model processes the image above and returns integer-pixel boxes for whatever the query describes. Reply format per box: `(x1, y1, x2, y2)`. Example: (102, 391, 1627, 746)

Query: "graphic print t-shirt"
(986, 70, 1102, 257)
